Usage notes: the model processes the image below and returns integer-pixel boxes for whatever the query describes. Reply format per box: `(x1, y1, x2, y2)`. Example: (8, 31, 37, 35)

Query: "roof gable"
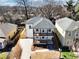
(56, 17, 76, 31)
(26, 17, 55, 29)
(33, 18, 55, 29)
(0, 23, 17, 35)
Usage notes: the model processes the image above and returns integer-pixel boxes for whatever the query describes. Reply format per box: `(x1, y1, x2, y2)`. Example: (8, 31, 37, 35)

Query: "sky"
(0, 0, 17, 6)
(0, 0, 77, 6)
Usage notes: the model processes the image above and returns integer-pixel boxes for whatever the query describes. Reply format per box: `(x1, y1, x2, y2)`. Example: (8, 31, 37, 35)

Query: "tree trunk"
(25, 6, 28, 20)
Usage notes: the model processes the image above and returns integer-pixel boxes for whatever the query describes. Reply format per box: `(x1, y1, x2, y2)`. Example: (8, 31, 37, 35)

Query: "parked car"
(0, 38, 7, 50)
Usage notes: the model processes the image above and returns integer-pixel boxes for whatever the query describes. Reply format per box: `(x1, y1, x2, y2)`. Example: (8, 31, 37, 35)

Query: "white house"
(25, 16, 55, 45)
(55, 17, 79, 48)
(0, 23, 17, 49)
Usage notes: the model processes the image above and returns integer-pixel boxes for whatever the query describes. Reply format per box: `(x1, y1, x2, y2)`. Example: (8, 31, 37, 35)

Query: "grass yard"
(0, 52, 8, 59)
(61, 52, 77, 59)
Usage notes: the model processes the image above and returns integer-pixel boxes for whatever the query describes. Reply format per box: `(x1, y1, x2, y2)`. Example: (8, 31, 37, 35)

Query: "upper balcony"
(33, 29, 54, 36)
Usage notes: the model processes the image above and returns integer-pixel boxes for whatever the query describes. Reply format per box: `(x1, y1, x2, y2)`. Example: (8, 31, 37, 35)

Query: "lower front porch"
(33, 40, 55, 50)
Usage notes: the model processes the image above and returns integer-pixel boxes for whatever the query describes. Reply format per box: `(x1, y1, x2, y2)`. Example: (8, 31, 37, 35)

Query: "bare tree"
(37, 4, 67, 22)
(39, 4, 54, 19)
(66, 0, 79, 21)
(36, 0, 67, 21)
(16, 0, 29, 19)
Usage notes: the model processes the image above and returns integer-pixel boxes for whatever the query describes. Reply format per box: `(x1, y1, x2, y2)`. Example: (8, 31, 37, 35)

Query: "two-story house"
(25, 16, 55, 46)
(55, 17, 79, 49)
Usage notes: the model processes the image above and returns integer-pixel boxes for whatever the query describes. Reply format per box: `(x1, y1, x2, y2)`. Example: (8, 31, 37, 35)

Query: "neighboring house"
(25, 16, 55, 45)
(0, 22, 17, 49)
(55, 17, 79, 49)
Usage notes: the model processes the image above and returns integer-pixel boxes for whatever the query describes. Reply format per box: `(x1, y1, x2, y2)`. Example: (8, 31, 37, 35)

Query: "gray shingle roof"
(0, 29, 5, 37)
(56, 17, 78, 31)
(26, 17, 55, 29)
(26, 16, 42, 25)
(0, 23, 17, 36)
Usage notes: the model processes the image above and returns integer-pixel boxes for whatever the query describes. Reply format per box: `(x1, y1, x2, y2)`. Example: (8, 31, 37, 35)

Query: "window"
(75, 32, 79, 36)
(29, 26, 31, 28)
(36, 36, 38, 38)
(42, 37, 44, 39)
(36, 29, 38, 31)
(42, 30, 44, 32)
(69, 33, 71, 36)
(67, 41, 69, 44)
(67, 31, 71, 36)
(76, 33, 78, 36)
(48, 29, 51, 32)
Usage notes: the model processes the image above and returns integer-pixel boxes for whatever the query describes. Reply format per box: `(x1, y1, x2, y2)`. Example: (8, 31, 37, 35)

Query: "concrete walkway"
(31, 49, 60, 59)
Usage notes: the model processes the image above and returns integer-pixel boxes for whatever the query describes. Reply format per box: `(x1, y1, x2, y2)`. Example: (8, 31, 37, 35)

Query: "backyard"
(61, 52, 77, 59)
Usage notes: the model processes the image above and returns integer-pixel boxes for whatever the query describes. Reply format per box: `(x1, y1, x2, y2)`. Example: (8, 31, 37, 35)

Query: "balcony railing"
(33, 29, 54, 34)
(33, 36, 54, 40)
(33, 33, 54, 36)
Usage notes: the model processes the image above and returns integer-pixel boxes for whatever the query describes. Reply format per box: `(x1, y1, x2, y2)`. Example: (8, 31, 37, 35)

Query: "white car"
(0, 38, 7, 49)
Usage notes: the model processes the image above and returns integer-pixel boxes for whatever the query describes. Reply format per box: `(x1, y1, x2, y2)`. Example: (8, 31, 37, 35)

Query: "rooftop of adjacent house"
(56, 17, 79, 31)
(0, 29, 6, 37)
(26, 16, 55, 29)
(0, 23, 17, 36)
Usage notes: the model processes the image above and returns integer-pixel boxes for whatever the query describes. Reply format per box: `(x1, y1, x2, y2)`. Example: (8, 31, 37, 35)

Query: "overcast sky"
(0, 0, 77, 6)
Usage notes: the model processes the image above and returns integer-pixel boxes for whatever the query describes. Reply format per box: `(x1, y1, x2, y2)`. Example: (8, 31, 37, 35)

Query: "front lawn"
(0, 52, 8, 59)
(61, 52, 77, 59)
